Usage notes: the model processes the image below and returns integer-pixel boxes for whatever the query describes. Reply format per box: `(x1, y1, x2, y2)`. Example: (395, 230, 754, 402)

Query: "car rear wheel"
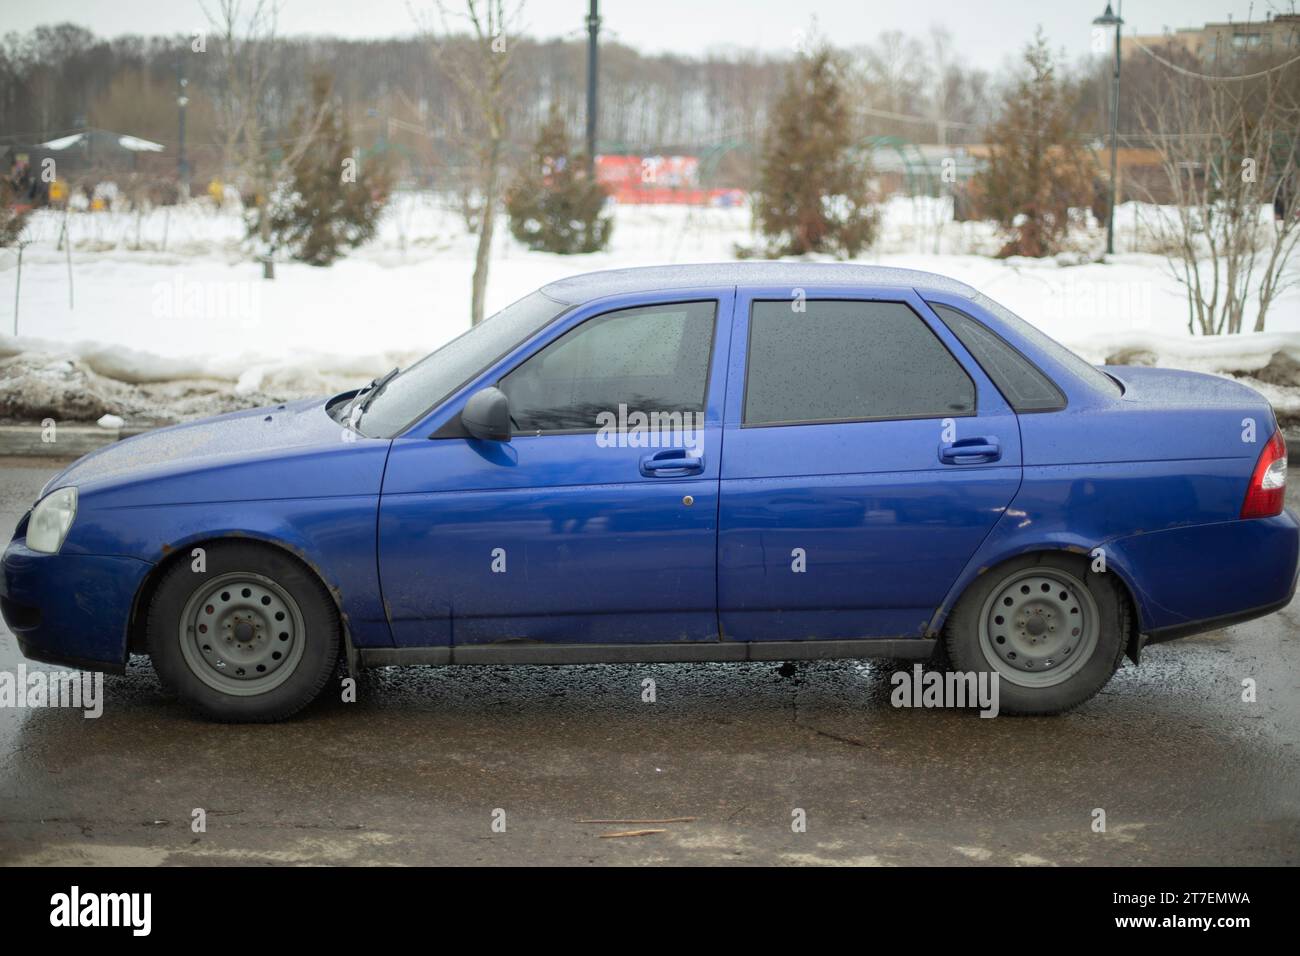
(147, 541, 340, 722)
(944, 552, 1128, 715)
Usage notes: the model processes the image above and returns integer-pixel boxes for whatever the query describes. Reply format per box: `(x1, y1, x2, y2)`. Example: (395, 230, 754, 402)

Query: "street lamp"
(177, 61, 190, 196)
(586, 0, 600, 176)
(1093, 1, 1123, 256)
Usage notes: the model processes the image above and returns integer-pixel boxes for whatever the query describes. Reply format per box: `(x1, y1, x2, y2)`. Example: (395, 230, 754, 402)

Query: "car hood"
(44, 396, 347, 495)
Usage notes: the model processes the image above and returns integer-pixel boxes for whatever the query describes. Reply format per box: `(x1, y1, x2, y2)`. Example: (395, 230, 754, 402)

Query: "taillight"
(1241, 430, 1288, 519)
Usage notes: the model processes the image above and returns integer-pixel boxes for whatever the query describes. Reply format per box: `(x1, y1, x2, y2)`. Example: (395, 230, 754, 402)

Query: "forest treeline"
(1, 20, 1125, 181)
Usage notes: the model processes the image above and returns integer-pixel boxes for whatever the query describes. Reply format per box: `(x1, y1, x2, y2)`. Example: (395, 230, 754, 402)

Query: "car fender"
(104, 497, 393, 663)
(927, 522, 1147, 650)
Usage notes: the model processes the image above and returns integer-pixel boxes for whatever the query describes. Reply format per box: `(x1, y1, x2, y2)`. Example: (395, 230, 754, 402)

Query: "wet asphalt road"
(0, 456, 1297, 866)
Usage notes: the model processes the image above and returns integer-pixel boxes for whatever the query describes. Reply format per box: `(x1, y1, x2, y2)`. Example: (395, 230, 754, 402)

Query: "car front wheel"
(944, 552, 1129, 715)
(146, 541, 340, 722)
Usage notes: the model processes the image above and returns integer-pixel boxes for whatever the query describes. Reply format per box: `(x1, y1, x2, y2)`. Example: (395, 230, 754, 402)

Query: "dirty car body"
(4, 263, 1296, 720)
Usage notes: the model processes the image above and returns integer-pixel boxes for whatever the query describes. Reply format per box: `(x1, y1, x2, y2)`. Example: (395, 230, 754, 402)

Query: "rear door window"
(744, 299, 975, 426)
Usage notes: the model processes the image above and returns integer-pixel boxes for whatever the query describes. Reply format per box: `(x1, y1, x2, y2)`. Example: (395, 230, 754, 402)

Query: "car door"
(718, 286, 1023, 642)
(378, 289, 733, 648)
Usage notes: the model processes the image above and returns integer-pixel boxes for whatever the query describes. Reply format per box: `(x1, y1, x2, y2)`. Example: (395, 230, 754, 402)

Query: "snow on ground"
(1, 193, 1298, 425)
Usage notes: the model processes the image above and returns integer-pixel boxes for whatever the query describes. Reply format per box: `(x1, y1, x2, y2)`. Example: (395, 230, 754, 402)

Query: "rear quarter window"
(963, 293, 1122, 400)
(928, 302, 1066, 412)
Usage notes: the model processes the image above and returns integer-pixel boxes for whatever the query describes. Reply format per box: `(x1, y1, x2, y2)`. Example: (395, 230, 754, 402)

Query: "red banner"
(595, 155, 745, 206)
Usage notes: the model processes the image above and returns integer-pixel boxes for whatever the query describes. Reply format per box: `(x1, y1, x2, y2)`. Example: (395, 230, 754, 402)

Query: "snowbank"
(2, 197, 1298, 426)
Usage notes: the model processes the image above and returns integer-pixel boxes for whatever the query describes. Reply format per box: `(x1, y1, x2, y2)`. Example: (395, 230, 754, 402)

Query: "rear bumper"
(1115, 508, 1300, 640)
(0, 540, 151, 673)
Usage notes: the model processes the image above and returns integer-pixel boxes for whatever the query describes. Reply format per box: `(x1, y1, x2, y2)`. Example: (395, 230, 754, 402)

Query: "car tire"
(146, 541, 340, 722)
(943, 552, 1129, 715)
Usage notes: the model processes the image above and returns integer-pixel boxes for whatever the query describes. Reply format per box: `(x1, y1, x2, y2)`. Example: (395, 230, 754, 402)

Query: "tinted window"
(929, 303, 1066, 412)
(744, 300, 975, 426)
(500, 300, 716, 432)
(357, 290, 569, 437)
(970, 293, 1122, 398)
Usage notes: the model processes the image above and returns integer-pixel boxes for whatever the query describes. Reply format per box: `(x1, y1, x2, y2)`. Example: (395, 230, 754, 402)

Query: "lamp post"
(1093, 2, 1123, 256)
(177, 59, 190, 197)
(586, 0, 600, 176)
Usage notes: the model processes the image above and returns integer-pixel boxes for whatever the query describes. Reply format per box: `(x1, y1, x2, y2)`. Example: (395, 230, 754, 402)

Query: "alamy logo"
(0, 665, 102, 718)
(50, 886, 151, 936)
(151, 275, 260, 327)
(595, 404, 704, 456)
(890, 664, 1000, 718)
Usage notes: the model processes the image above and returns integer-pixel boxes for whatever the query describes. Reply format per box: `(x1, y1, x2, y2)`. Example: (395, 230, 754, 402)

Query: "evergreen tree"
(506, 106, 612, 254)
(974, 31, 1096, 258)
(264, 74, 391, 266)
(756, 45, 878, 258)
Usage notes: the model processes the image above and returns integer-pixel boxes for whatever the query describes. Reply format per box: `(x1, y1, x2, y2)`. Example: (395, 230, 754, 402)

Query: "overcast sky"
(4, 0, 1293, 69)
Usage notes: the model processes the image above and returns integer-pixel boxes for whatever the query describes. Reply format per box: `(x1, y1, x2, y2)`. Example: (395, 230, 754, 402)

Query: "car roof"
(539, 262, 979, 304)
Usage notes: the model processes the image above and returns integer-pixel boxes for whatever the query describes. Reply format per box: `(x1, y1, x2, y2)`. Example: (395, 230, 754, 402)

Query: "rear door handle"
(640, 450, 703, 476)
(939, 437, 1001, 464)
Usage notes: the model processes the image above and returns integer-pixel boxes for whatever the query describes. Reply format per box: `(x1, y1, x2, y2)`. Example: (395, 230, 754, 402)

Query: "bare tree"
(926, 25, 956, 147)
(421, 1, 526, 325)
(856, 30, 926, 138)
(1135, 47, 1300, 334)
(205, 0, 282, 271)
(205, 1, 340, 276)
(206, 1, 278, 180)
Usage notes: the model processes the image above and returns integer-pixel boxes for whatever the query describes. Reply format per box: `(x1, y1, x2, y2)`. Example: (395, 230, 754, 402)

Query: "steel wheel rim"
(178, 571, 307, 697)
(977, 567, 1100, 688)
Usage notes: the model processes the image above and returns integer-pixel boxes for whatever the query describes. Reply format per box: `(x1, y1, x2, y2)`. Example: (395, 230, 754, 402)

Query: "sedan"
(3, 263, 1296, 720)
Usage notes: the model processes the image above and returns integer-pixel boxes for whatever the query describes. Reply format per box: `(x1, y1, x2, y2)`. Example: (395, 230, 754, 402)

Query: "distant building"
(35, 128, 166, 176)
(1122, 13, 1299, 64)
(3, 129, 171, 208)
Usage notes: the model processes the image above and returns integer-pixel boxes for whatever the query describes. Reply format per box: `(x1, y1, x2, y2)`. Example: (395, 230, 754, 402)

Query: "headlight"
(27, 487, 77, 554)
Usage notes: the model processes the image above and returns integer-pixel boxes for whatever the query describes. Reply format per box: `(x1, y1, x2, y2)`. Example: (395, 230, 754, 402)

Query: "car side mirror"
(461, 387, 512, 442)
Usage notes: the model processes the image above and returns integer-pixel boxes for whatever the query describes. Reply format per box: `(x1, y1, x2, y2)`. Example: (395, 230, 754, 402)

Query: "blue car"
(3, 263, 1296, 721)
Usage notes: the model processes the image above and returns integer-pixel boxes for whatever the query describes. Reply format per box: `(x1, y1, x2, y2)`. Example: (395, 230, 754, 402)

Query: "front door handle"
(640, 449, 703, 476)
(939, 436, 1001, 464)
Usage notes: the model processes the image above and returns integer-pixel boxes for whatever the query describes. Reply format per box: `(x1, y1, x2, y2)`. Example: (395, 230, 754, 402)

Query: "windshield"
(355, 290, 571, 437)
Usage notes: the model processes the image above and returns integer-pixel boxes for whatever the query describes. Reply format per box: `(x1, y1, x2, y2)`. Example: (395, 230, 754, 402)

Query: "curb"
(0, 424, 147, 459)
